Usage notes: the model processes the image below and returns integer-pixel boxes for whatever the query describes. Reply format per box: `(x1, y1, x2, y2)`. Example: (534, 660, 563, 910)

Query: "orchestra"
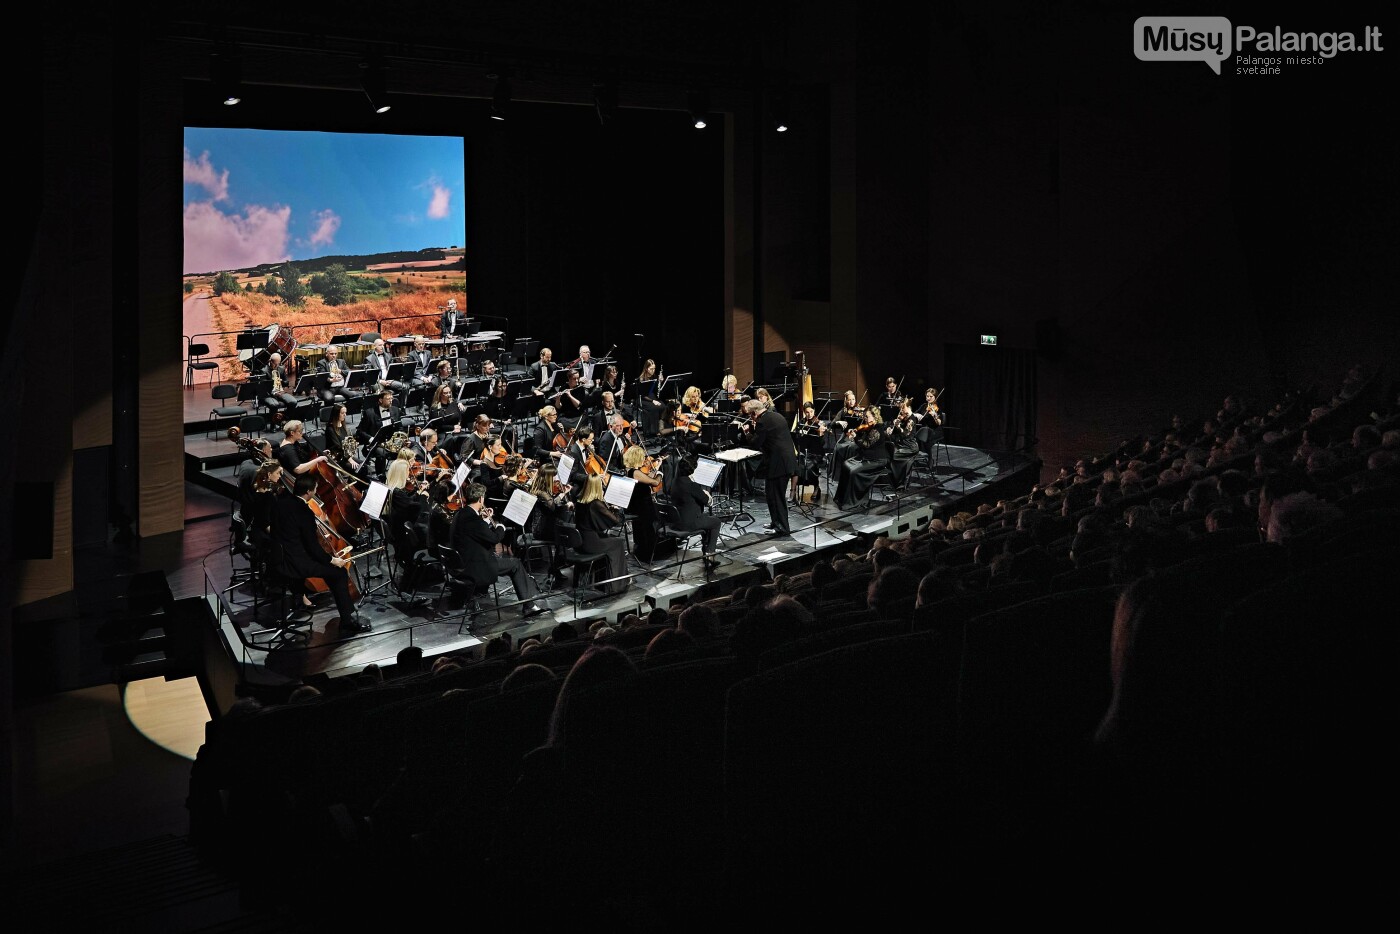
(227, 326, 959, 627)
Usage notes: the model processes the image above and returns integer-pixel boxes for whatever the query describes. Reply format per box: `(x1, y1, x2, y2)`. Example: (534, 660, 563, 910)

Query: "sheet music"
(604, 475, 637, 509)
(453, 461, 471, 493)
(714, 446, 761, 463)
(557, 453, 576, 481)
(502, 488, 537, 527)
(360, 480, 390, 519)
(692, 457, 724, 489)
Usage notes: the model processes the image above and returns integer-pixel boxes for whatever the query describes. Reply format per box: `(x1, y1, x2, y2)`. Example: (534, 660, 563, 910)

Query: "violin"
(640, 453, 666, 494)
(673, 409, 705, 433)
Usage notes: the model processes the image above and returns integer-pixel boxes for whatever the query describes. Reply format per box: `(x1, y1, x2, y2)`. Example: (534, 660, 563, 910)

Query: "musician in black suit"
(316, 345, 351, 403)
(408, 337, 435, 385)
(594, 413, 631, 472)
(270, 473, 369, 633)
(363, 338, 408, 394)
(671, 457, 722, 567)
(529, 347, 561, 395)
(561, 425, 597, 497)
(356, 389, 405, 446)
(449, 483, 544, 617)
(440, 298, 461, 338)
(589, 391, 632, 436)
(745, 398, 798, 534)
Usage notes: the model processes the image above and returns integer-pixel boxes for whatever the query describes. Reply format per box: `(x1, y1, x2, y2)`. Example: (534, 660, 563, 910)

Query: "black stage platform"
(181, 384, 1037, 684)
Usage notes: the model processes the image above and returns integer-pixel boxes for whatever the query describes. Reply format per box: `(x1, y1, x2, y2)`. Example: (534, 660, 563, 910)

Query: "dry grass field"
(184, 267, 467, 379)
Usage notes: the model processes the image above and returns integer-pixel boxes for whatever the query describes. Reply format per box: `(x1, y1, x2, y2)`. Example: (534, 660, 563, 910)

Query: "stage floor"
(198, 441, 1035, 684)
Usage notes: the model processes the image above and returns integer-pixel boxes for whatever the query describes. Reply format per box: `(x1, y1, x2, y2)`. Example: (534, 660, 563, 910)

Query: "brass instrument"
(385, 430, 410, 454)
(271, 366, 283, 394)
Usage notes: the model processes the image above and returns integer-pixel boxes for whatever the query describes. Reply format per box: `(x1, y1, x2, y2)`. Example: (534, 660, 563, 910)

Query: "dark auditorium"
(3, 2, 1395, 927)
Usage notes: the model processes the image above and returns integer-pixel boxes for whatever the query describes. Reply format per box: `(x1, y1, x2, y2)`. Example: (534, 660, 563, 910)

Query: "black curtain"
(943, 344, 1037, 453)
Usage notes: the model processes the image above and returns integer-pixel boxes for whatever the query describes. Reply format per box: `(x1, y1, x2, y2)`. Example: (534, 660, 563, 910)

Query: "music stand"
(713, 447, 760, 531)
(329, 333, 360, 346)
(388, 361, 415, 386)
(661, 372, 691, 402)
(345, 369, 375, 395)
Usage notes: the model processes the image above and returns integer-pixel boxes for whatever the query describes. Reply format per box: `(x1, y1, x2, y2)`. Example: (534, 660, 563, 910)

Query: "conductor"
(744, 398, 798, 535)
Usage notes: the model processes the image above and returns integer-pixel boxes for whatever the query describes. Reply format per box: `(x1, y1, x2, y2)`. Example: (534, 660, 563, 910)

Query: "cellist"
(271, 473, 369, 634)
(276, 420, 332, 478)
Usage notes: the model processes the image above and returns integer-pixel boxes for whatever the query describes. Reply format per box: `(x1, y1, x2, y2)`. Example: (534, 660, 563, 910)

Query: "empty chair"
(187, 342, 220, 385)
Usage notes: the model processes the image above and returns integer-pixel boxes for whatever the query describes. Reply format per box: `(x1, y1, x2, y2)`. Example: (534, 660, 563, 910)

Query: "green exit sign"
(980, 334, 998, 346)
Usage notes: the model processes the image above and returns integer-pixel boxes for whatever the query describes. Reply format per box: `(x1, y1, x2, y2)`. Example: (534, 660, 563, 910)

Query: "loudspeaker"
(1035, 318, 1062, 361)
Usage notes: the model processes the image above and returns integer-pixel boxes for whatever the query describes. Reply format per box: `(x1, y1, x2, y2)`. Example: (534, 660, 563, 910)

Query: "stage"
(180, 383, 1037, 684)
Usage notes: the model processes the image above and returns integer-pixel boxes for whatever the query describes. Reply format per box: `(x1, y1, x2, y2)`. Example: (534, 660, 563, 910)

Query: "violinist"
(753, 386, 775, 412)
(533, 405, 567, 461)
(449, 482, 545, 618)
(835, 408, 890, 510)
(460, 415, 498, 476)
(621, 445, 663, 564)
(889, 398, 923, 458)
(562, 424, 598, 495)
(829, 390, 865, 481)
(277, 420, 332, 477)
(384, 458, 430, 536)
(672, 456, 722, 568)
(527, 465, 573, 584)
(720, 373, 750, 407)
(271, 473, 369, 633)
(913, 387, 946, 462)
(675, 385, 713, 455)
(878, 376, 904, 422)
(574, 475, 629, 595)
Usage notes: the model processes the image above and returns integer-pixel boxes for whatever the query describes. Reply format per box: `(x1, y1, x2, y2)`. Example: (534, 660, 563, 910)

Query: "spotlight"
(210, 49, 242, 106)
(490, 74, 511, 121)
(687, 89, 709, 129)
(593, 76, 618, 126)
(359, 60, 392, 114)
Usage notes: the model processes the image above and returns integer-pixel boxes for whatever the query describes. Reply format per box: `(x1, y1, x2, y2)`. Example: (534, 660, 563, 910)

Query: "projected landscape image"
(182, 128, 467, 379)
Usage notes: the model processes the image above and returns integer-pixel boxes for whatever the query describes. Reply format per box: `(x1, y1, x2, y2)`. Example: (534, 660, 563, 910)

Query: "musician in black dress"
(271, 473, 368, 633)
(276, 420, 331, 477)
(572, 475, 629, 594)
(532, 405, 567, 463)
(835, 408, 891, 510)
